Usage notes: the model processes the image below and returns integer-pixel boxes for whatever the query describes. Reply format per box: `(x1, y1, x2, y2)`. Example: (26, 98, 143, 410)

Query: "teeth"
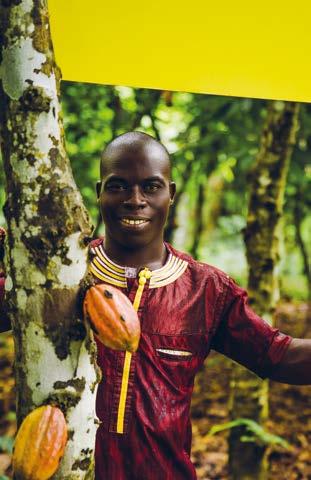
(121, 218, 147, 225)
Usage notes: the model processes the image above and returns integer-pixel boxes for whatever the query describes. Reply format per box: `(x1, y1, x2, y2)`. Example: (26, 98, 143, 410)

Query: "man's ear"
(169, 182, 176, 203)
(96, 181, 102, 199)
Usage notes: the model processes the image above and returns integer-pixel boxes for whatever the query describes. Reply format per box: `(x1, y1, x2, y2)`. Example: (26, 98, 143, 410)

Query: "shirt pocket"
(155, 348, 194, 362)
(148, 333, 209, 390)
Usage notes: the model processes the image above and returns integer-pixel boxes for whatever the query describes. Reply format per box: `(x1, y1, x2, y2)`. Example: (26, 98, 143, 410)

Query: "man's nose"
(123, 186, 146, 208)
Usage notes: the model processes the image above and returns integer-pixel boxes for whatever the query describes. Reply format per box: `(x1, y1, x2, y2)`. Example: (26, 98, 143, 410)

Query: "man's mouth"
(120, 218, 150, 227)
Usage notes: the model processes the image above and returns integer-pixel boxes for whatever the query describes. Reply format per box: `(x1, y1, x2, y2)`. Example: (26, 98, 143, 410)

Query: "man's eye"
(106, 183, 126, 192)
(144, 183, 161, 193)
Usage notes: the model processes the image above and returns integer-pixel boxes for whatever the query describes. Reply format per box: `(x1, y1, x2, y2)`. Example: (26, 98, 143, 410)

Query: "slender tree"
(293, 192, 311, 300)
(0, 1, 99, 478)
(189, 181, 204, 259)
(229, 101, 299, 479)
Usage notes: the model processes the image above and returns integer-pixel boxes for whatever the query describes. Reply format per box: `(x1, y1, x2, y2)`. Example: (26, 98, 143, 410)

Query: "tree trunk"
(293, 193, 311, 301)
(189, 182, 204, 259)
(0, 2, 99, 478)
(201, 172, 224, 241)
(165, 134, 220, 245)
(229, 101, 299, 480)
(164, 158, 194, 243)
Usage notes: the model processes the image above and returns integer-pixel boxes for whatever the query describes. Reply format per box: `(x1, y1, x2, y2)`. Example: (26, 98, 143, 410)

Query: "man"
(1, 131, 310, 479)
(88, 131, 310, 479)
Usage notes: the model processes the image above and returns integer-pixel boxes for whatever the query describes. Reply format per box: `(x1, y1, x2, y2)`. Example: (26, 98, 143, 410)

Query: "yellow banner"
(49, 0, 311, 102)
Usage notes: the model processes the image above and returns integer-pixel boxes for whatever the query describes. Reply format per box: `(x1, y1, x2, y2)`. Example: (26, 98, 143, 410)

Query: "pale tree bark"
(0, 1, 99, 478)
(229, 101, 299, 480)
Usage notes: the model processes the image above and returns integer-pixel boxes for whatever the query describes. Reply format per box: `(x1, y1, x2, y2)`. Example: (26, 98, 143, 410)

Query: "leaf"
(5, 411, 15, 422)
(0, 436, 14, 454)
(208, 418, 290, 449)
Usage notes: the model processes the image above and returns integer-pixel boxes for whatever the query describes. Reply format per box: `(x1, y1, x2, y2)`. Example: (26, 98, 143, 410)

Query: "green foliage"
(0, 82, 309, 298)
(5, 411, 16, 422)
(0, 435, 14, 454)
(208, 418, 290, 449)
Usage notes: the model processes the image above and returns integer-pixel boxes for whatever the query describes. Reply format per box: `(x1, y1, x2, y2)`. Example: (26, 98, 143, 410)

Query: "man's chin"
(104, 226, 149, 247)
(117, 234, 152, 250)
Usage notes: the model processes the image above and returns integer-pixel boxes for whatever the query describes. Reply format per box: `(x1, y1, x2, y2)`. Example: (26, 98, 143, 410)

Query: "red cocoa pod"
(12, 405, 67, 480)
(83, 283, 140, 352)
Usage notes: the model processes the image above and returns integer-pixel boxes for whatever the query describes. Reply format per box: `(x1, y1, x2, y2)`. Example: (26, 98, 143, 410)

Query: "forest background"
(0, 83, 310, 479)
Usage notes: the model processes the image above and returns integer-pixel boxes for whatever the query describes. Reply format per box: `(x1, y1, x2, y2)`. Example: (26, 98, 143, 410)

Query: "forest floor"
(0, 301, 310, 479)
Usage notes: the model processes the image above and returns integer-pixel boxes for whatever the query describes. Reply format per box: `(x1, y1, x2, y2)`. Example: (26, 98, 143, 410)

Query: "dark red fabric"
(92, 240, 292, 480)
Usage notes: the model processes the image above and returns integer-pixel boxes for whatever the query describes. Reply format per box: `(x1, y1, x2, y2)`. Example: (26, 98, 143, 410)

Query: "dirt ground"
(0, 301, 310, 479)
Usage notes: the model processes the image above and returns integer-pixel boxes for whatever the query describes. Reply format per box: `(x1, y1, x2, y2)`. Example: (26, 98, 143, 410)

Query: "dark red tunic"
(88, 239, 292, 480)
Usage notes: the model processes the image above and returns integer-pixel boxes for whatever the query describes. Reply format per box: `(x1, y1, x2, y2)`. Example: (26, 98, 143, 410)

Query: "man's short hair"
(100, 131, 171, 179)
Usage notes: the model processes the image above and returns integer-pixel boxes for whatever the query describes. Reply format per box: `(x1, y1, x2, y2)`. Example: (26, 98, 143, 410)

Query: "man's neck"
(103, 237, 168, 271)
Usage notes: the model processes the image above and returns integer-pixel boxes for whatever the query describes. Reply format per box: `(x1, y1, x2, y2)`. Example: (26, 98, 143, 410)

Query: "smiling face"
(97, 134, 176, 254)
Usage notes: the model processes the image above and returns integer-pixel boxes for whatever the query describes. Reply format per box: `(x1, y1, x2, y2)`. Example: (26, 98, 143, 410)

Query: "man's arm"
(211, 275, 310, 385)
(269, 338, 311, 385)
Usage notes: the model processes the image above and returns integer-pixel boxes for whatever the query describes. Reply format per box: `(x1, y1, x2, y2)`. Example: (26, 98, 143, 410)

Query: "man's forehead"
(101, 142, 171, 177)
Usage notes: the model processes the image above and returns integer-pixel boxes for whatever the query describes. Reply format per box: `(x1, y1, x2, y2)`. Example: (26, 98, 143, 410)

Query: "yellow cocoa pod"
(13, 405, 67, 480)
(83, 283, 140, 352)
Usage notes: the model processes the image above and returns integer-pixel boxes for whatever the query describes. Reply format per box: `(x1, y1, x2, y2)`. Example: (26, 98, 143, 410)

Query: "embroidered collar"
(89, 241, 188, 289)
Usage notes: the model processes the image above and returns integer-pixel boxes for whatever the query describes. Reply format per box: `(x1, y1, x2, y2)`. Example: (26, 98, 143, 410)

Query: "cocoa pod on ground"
(83, 283, 140, 352)
(13, 405, 67, 480)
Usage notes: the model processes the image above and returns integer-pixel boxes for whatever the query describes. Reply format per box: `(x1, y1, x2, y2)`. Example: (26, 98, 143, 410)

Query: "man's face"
(97, 143, 175, 249)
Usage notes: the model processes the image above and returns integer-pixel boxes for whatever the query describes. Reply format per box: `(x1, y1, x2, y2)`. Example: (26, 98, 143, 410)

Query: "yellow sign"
(48, 0, 311, 102)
